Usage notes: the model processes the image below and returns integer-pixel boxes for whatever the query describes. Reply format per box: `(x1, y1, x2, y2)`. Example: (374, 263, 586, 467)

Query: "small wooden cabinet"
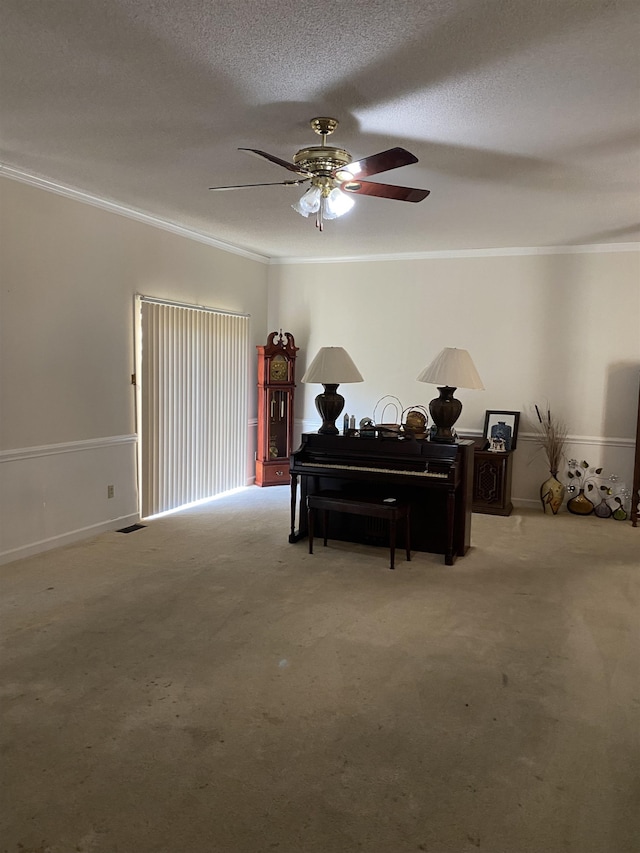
(461, 436, 514, 515)
(256, 331, 298, 487)
(472, 448, 514, 515)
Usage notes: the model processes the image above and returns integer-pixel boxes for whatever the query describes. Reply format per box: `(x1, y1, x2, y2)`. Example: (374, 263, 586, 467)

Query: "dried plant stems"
(532, 405, 569, 475)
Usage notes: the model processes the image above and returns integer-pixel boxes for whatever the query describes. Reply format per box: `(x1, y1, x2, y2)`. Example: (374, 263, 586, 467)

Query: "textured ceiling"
(1, 0, 639, 261)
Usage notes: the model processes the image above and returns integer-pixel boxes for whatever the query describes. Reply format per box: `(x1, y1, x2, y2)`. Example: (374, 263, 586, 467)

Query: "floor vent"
(116, 524, 147, 534)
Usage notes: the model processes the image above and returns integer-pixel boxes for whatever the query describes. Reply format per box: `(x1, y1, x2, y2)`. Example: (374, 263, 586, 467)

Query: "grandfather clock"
(256, 331, 298, 486)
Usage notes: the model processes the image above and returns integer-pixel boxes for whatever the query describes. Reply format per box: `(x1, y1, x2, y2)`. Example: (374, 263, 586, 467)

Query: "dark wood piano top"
(293, 432, 473, 458)
(291, 433, 472, 480)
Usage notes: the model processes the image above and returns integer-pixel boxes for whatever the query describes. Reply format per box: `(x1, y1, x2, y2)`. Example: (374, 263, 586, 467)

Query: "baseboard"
(0, 513, 140, 566)
(512, 498, 541, 510)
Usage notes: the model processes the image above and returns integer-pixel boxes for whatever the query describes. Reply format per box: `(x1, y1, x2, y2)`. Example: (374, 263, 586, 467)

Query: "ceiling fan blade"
(340, 179, 430, 203)
(337, 147, 418, 179)
(238, 147, 312, 176)
(209, 179, 308, 191)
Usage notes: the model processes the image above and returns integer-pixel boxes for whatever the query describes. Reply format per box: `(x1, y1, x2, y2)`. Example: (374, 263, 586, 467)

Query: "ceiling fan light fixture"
(323, 187, 355, 219)
(293, 184, 354, 227)
(292, 185, 322, 216)
(334, 166, 358, 181)
(227, 117, 429, 231)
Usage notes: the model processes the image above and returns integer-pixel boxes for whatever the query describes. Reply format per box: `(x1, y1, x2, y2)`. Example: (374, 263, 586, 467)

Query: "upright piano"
(289, 433, 474, 565)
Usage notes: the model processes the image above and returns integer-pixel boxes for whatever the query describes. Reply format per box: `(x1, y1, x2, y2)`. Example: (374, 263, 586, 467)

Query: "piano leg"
(289, 473, 299, 543)
(308, 502, 314, 553)
(289, 473, 311, 543)
(445, 488, 456, 566)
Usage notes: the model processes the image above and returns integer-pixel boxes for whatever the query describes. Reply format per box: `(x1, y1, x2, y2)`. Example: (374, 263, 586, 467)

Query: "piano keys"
(289, 433, 474, 565)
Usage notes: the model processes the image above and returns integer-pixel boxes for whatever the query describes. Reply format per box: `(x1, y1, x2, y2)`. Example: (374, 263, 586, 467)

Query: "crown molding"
(0, 165, 270, 264)
(3, 164, 638, 266)
(270, 242, 640, 265)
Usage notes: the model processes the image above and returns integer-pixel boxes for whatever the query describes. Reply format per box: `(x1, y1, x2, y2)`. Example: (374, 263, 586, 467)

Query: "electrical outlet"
(107, 485, 114, 499)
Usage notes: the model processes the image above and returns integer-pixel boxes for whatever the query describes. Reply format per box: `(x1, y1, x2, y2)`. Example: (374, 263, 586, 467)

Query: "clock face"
(269, 356, 288, 382)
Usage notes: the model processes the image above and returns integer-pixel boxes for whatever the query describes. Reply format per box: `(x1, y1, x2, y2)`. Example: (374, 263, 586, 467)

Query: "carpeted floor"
(1, 486, 638, 853)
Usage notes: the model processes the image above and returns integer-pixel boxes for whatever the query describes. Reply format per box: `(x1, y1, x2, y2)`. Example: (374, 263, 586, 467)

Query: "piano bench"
(307, 491, 411, 570)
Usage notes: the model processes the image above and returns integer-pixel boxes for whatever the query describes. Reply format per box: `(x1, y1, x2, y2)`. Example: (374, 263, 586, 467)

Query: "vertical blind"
(140, 299, 249, 517)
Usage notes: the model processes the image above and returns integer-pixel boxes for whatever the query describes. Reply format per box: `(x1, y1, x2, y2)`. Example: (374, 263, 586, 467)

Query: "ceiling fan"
(209, 117, 430, 231)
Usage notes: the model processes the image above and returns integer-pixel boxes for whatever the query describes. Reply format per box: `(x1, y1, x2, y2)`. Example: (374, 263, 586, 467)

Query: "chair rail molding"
(0, 434, 138, 464)
(1, 434, 139, 565)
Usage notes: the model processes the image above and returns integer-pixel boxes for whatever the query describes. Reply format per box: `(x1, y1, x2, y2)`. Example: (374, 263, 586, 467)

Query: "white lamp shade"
(301, 346, 364, 384)
(416, 347, 484, 390)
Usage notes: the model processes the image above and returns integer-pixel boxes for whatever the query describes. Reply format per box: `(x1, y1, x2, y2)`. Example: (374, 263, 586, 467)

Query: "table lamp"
(417, 347, 484, 442)
(301, 346, 364, 434)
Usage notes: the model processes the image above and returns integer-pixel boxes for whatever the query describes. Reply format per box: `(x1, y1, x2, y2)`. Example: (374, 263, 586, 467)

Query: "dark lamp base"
(429, 386, 463, 443)
(316, 384, 345, 435)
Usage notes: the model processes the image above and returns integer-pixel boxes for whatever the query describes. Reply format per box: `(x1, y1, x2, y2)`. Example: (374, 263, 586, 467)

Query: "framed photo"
(483, 410, 520, 451)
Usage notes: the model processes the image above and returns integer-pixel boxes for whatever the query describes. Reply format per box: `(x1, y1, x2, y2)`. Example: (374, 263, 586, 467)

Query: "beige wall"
(2, 175, 638, 561)
(0, 178, 269, 562)
(267, 250, 640, 502)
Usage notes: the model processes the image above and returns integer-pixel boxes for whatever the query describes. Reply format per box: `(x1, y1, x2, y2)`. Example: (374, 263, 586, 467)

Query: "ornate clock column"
(256, 331, 299, 487)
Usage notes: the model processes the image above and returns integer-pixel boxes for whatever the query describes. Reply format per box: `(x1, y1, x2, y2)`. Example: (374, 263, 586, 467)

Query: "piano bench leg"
(405, 512, 411, 564)
(389, 508, 411, 570)
(307, 507, 331, 556)
(306, 497, 411, 570)
(389, 517, 397, 570)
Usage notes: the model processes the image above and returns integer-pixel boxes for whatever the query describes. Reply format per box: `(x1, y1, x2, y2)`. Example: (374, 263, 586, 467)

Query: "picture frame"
(482, 410, 520, 451)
